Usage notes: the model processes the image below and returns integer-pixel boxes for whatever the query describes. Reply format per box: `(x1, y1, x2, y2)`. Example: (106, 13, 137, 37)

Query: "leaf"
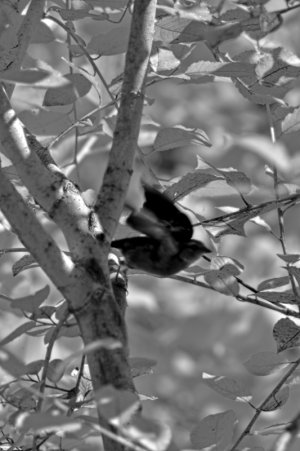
(186, 60, 255, 78)
(12, 254, 37, 276)
(204, 199, 287, 239)
(19, 412, 82, 434)
(153, 125, 211, 152)
(150, 46, 181, 73)
(210, 256, 244, 272)
(165, 170, 220, 201)
(190, 410, 237, 450)
(154, 16, 242, 46)
(0, 69, 50, 85)
(250, 215, 272, 232)
(24, 360, 44, 375)
(257, 291, 296, 304)
(218, 168, 252, 194)
(273, 318, 300, 352)
(244, 352, 287, 376)
(204, 257, 241, 296)
(239, 447, 265, 451)
(87, 27, 129, 55)
(277, 254, 300, 264)
(255, 422, 291, 436)
(7, 387, 36, 410)
(287, 267, 300, 286)
(129, 357, 157, 378)
(38, 306, 57, 319)
(19, 108, 73, 135)
(58, 4, 91, 21)
(257, 276, 290, 291)
(261, 386, 289, 412)
(47, 359, 65, 383)
(202, 372, 252, 401)
(0, 349, 27, 377)
(125, 416, 172, 451)
(11, 286, 50, 313)
(51, 339, 122, 377)
(27, 327, 52, 337)
(282, 107, 300, 134)
(90, 0, 127, 11)
(0, 321, 37, 346)
(31, 21, 55, 44)
(43, 73, 92, 106)
(95, 385, 140, 426)
(56, 324, 81, 339)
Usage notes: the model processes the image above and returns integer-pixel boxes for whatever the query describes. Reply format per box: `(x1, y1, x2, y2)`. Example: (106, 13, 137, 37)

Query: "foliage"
(0, 0, 300, 451)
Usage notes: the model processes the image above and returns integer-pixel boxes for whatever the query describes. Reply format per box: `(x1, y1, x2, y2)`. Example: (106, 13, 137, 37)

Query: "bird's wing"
(142, 186, 193, 241)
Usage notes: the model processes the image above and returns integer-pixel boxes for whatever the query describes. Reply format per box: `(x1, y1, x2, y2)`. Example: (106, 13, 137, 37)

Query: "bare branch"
(0, 166, 73, 287)
(0, 85, 102, 260)
(95, 0, 157, 242)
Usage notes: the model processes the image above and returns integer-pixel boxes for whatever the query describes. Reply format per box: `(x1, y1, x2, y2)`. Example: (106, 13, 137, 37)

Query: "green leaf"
(11, 286, 50, 313)
(153, 125, 211, 153)
(0, 69, 50, 85)
(190, 410, 237, 449)
(202, 372, 252, 401)
(12, 254, 37, 276)
(273, 318, 300, 352)
(0, 321, 37, 346)
(31, 21, 55, 44)
(125, 416, 172, 451)
(165, 170, 220, 201)
(0, 349, 27, 377)
(24, 360, 45, 375)
(204, 257, 242, 296)
(244, 352, 287, 376)
(277, 254, 300, 264)
(154, 16, 242, 46)
(19, 412, 82, 433)
(257, 276, 290, 291)
(186, 60, 254, 78)
(218, 168, 252, 194)
(87, 27, 129, 55)
(261, 386, 289, 412)
(282, 107, 300, 134)
(43, 74, 92, 106)
(47, 359, 65, 383)
(95, 385, 140, 426)
(129, 357, 157, 378)
(257, 291, 296, 304)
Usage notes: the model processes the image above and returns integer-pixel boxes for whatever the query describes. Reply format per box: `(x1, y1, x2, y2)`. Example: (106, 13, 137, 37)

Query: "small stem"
(36, 309, 70, 412)
(266, 104, 299, 305)
(47, 16, 118, 108)
(229, 356, 300, 451)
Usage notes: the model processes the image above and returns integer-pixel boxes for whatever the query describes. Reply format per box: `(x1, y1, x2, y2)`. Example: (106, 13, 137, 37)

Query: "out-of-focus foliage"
(1, 0, 300, 450)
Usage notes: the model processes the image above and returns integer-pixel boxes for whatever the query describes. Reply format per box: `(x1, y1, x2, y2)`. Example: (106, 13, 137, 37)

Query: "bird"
(111, 186, 211, 276)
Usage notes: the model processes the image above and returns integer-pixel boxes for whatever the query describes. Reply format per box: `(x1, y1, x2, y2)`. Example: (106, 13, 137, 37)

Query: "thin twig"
(229, 356, 300, 451)
(48, 101, 115, 150)
(66, 0, 81, 185)
(199, 193, 300, 227)
(170, 274, 300, 318)
(47, 15, 118, 108)
(266, 104, 299, 305)
(36, 308, 70, 412)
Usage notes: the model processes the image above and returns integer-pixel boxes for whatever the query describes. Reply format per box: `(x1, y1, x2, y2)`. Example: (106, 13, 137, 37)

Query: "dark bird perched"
(111, 186, 211, 276)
